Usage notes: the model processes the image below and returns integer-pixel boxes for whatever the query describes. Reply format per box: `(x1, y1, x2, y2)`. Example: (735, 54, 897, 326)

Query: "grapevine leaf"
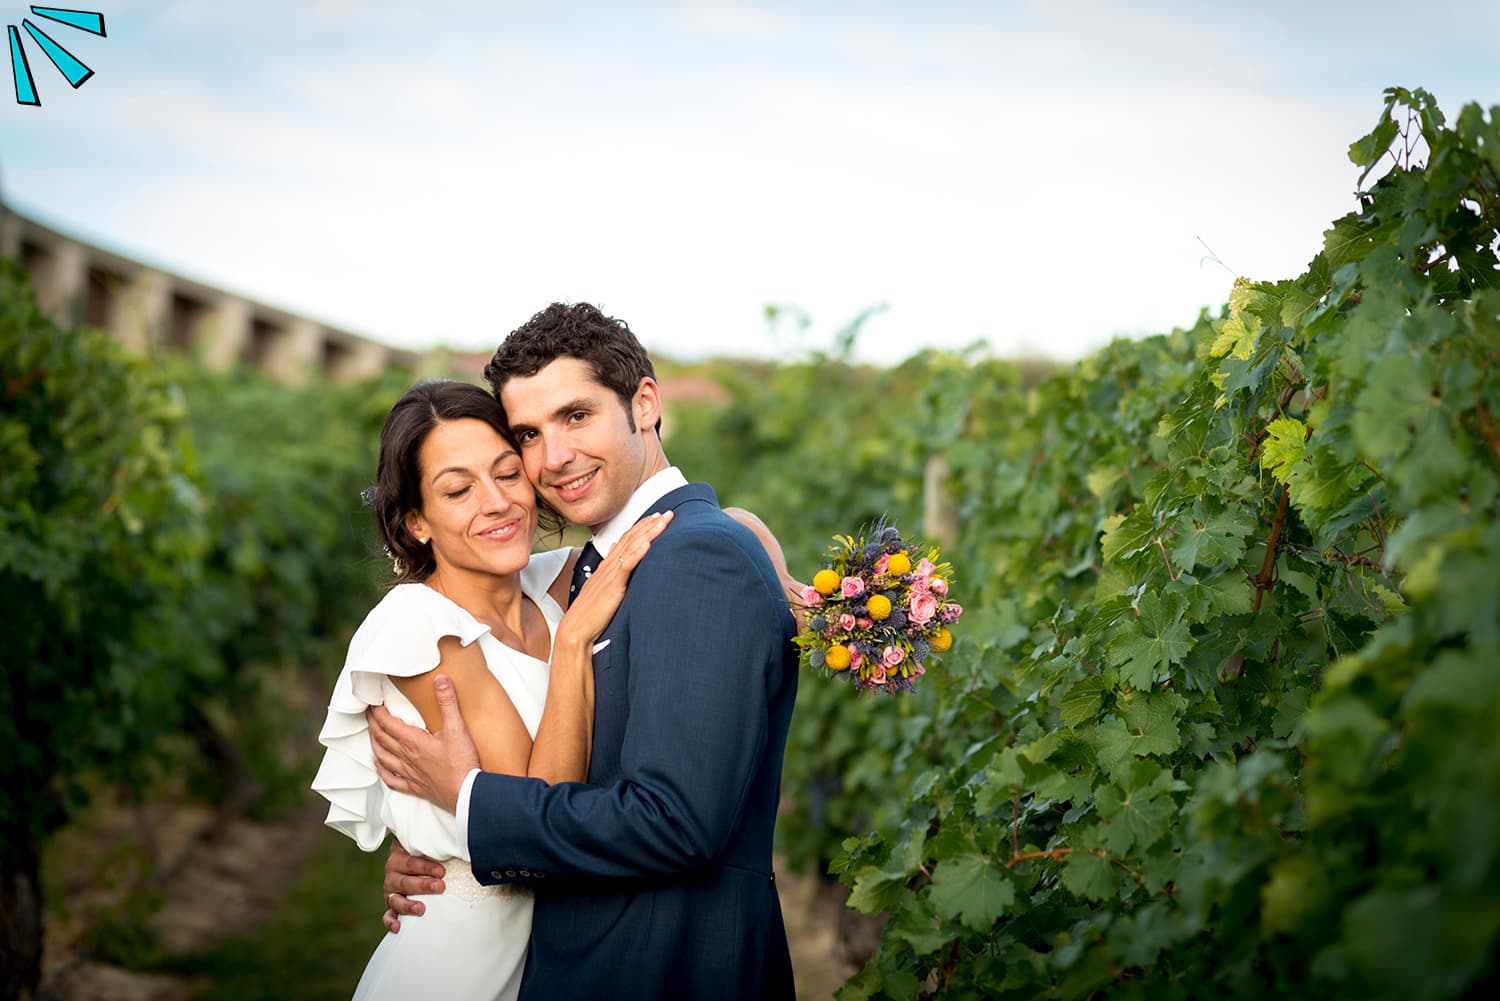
(1120, 690, 1187, 743)
(1321, 213, 1403, 273)
(1171, 573, 1253, 619)
(929, 854, 1016, 931)
(886, 899, 957, 956)
(1107, 590, 1194, 690)
(1352, 352, 1434, 460)
(1059, 677, 1107, 729)
(1170, 506, 1255, 571)
(1095, 780, 1177, 854)
(1349, 111, 1400, 170)
(976, 747, 1026, 814)
(1061, 848, 1117, 901)
(846, 849, 915, 916)
(1107, 903, 1192, 970)
(1272, 688, 1310, 740)
(1209, 312, 1261, 361)
(1100, 508, 1155, 564)
(1260, 417, 1309, 482)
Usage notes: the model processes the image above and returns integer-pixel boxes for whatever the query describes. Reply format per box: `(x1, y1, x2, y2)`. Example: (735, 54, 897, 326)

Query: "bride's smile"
(404, 417, 538, 582)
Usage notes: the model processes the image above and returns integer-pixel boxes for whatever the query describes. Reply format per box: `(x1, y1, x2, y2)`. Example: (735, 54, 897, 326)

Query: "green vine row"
(677, 87, 1500, 999)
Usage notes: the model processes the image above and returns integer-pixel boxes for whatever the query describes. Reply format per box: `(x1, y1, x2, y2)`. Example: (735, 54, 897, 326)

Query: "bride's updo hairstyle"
(368, 380, 560, 585)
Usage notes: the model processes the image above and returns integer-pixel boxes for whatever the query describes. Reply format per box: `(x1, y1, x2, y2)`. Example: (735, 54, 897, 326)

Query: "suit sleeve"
(466, 524, 788, 882)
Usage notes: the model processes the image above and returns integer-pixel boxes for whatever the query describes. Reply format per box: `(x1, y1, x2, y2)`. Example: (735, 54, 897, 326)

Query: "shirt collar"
(591, 466, 688, 557)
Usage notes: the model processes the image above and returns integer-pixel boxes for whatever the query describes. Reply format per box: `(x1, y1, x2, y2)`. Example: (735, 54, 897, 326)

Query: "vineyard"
(674, 86, 1500, 999)
(2, 86, 1497, 999)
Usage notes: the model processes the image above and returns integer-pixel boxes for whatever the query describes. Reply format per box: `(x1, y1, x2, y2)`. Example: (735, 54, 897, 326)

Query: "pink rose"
(909, 590, 938, 626)
(874, 554, 890, 573)
(858, 617, 873, 629)
(930, 576, 948, 596)
(910, 662, 925, 677)
(909, 577, 931, 597)
(850, 648, 865, 668)
(882, 645, 905, 667)
(800, 586, 823, 606)
(943, 602, 964, 621)
(869, 663, 887, 685)
(838, 613, 857, 631)
(916, 558, 937, 579)
(841, 576, 866, 598)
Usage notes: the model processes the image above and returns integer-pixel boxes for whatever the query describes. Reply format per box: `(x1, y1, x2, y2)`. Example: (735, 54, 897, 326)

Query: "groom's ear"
(632, 377, 662, 436)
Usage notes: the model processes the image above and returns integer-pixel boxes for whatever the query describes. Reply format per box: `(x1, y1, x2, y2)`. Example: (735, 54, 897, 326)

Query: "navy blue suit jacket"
(468, 483, 799, 1000)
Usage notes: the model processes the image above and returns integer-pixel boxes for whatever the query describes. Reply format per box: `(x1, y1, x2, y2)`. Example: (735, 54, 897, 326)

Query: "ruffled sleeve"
(311, 584, 489, 851)
(519, 547, 571, 619)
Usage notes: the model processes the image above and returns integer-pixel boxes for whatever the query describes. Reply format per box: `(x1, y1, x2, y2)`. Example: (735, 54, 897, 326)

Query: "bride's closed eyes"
(442, 471, 523, 501)
(433, 454, 525, 501)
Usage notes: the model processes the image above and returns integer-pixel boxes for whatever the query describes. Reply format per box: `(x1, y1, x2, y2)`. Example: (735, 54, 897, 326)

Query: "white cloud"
(3, 2, 1496, 364)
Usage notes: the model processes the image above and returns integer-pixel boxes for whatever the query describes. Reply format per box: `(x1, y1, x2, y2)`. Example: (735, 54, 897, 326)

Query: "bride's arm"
(527, 511, 674, 784)
(391, 638, 531, 777)
(724, 507, 811, 621)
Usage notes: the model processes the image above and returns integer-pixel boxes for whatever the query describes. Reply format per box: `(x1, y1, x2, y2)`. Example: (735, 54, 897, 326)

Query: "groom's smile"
(553, 468, 599, 500)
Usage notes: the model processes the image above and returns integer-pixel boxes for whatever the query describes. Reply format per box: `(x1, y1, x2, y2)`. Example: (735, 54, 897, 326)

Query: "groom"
(368, 302, 799, 999)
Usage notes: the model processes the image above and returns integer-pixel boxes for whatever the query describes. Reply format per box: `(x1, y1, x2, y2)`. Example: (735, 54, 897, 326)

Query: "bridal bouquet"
(793, 523, 963, 693)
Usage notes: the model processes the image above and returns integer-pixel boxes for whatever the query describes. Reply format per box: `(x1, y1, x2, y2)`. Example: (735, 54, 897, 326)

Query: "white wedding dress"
(312, 549, 569, 1001)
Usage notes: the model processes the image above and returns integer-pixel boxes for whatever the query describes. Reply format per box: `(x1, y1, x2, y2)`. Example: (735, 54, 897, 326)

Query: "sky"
(2, 1, 1498, 365)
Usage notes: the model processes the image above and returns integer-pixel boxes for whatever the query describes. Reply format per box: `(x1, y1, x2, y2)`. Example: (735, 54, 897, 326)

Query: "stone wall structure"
(0, 204, 419, 383)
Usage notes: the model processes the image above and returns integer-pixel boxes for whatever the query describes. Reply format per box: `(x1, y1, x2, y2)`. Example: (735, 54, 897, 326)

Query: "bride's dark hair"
(368, 380, 561, 585)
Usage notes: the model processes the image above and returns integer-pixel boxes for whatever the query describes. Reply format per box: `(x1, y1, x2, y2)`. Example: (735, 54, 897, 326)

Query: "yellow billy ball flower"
(825, 644, 853, 671)
(930, 627, 953, 653)
(813, 569, 842, 596)
(867, 594, 892, 620)
(887, 551, 912, 576)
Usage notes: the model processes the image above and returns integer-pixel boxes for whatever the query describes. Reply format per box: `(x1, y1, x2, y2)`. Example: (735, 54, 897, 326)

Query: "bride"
(311, 379, 793, 1000)
(312, 380, 668, 1000)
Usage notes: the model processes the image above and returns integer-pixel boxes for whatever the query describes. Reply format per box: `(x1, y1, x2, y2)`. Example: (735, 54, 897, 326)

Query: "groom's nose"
(538, 429, 575, 471)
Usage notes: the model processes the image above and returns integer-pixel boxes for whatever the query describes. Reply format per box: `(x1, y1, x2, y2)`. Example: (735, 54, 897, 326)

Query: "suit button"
(519, 869, 531, 877)
(505, 869, 518, 878)
(490, 870, 503, 879)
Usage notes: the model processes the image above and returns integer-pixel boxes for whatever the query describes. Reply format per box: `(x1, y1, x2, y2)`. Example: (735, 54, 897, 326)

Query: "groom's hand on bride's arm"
(381, 839, 446, 933)
(367, 674, 479, 813)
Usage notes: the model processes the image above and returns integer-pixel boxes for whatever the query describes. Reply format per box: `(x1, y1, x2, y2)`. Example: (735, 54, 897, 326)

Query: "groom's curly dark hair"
(483, 302, 660, 433)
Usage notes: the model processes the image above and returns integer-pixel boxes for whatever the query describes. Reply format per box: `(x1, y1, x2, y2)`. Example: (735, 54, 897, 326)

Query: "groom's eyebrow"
(530, 396, 598, 426)
(551, 396, 596, 419)
(508, 395, 599, 438)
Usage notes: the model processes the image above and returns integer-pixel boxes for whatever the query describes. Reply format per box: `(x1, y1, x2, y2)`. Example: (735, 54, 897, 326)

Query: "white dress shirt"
(452, 466, 689, 860)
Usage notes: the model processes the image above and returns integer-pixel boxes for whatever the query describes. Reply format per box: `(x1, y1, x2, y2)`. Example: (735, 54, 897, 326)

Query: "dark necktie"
(568, 541, 601, 606)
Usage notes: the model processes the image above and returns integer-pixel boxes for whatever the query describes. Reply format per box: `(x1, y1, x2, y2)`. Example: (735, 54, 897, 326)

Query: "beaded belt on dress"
(431, 858, 530, 903)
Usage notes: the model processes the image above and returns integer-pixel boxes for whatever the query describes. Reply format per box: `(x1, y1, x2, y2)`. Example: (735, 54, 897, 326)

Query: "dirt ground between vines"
(35, 801, 858, 1001)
